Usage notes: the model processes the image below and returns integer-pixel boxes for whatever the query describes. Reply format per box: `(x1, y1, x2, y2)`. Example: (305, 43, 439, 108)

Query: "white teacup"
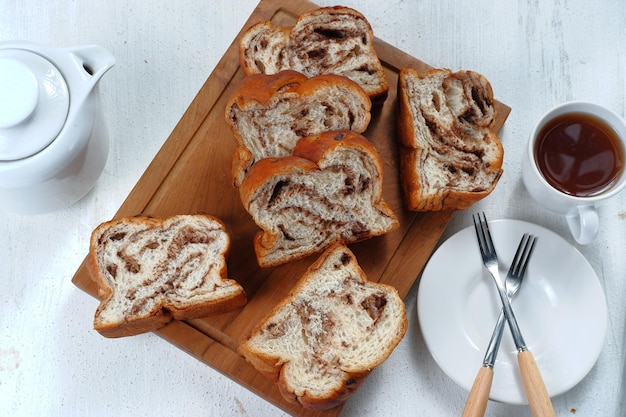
(522, 102, 626, 245)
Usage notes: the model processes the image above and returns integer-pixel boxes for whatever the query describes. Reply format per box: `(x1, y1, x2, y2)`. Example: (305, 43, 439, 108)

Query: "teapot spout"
(69, 45, 116, 86)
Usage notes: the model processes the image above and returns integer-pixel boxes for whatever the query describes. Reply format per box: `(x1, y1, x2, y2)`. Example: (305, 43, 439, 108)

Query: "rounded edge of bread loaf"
(225, 70, 371, 123)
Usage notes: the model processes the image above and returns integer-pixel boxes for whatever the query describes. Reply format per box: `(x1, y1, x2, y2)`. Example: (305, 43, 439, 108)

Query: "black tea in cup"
(534, 112, 624, 197)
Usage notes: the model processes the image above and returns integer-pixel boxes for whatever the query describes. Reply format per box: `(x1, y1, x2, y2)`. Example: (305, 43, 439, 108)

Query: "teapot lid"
(0, 48, 69, 161)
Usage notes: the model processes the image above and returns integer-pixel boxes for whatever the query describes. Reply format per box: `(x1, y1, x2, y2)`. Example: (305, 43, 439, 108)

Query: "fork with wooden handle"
(461, 233, 537, 417)
(471, 212, 555, 417)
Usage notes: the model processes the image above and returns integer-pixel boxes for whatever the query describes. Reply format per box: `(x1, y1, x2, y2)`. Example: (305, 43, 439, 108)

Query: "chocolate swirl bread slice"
(239, 6, 389, 102)
(239, 130, 398, 268)
(398, 68, 504, 211)
(87, 214, 246, 338)
(238, 242, 407, 410)
(225, 70, 371, 186)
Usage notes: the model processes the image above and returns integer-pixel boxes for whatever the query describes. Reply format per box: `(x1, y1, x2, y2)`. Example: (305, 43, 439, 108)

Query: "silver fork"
(471, 212, 555, 417)
(484, 233, 536, 368)
(461, 233, 536, 417)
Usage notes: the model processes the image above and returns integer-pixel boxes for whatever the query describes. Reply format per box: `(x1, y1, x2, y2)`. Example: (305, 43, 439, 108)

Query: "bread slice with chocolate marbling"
(238, 130, 398, 268)
(87, 214, 246, 338)
(225, 70, 372, 186)
(239, 6, 389, 103)
(397, 68, 504, 211)
(238, 242, 407, 410)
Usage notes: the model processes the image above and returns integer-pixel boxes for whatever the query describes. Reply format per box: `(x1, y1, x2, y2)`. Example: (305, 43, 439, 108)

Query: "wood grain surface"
(71, 0, 510, 415)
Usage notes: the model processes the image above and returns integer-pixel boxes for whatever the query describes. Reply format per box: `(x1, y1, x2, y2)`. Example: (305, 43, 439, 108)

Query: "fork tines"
(473, 212, 495, 256)
(511, 234, 537, 277)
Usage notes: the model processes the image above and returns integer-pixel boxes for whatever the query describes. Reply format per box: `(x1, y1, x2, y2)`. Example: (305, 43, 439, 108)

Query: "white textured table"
(1, 1, 625, 416)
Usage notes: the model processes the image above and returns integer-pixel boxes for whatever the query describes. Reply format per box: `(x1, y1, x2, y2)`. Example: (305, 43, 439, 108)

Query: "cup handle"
(566, 205, 599, 245)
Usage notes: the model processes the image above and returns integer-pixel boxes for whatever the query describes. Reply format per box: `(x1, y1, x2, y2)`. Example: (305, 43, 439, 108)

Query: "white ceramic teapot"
(0, 41, 115, 214)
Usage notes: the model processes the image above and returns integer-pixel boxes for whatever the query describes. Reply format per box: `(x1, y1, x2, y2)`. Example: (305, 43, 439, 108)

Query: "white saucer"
(417, 219, 607, 404)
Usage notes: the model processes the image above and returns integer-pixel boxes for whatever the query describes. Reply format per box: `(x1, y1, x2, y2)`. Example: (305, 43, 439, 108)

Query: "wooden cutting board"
(72, 0, 510, 415)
